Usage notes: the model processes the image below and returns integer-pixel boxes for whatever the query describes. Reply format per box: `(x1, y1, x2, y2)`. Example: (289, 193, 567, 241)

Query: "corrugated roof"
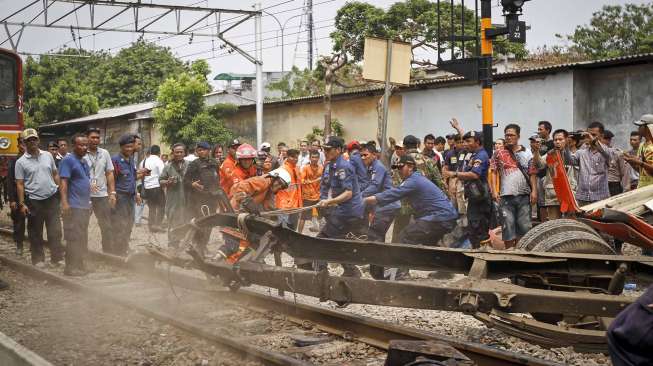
(252, 53, 653, 107)
(40, 101, 156, 128)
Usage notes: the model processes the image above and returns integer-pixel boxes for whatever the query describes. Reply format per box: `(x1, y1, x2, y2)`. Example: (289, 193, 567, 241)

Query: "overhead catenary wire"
(46, 0, 338, 55)
(176, 22, 334, 59)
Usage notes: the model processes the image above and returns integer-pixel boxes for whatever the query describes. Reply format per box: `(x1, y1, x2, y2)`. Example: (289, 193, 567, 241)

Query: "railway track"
(0, 228, 560, 366)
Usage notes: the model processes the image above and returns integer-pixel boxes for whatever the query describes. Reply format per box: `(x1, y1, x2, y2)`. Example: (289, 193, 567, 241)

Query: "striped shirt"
(567, 143, 613, 202)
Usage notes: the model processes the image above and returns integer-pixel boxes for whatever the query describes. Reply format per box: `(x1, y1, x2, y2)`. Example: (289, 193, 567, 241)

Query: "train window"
(0, 55, 17, 124)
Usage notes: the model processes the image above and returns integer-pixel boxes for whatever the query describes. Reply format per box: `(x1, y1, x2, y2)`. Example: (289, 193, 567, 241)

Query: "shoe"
(64, 268, 87, 277)
(50, 260, 64, 268)
(34, 262, 47, 269)
(15, 248, 23, 256)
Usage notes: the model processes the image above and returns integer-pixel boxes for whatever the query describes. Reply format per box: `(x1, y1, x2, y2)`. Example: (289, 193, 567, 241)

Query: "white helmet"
(268, 168, 291, 187)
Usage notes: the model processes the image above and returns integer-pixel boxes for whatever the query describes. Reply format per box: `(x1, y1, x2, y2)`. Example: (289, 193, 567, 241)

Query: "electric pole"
(307, 0, 314, 70)
(255, 2, 263, 148)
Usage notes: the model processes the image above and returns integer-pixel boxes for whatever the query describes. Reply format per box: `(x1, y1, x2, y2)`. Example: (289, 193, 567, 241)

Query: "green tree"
(154, 72, 210, 145)
(560, 3, 653, 59)
(331, 0, 528, 64)
(23, 48, 103, 124)
(178, 104, 237, 147)
(91, 40, 186, 107)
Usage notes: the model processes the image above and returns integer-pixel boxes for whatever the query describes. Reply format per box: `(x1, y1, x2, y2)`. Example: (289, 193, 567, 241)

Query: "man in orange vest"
(216, 169, 292, 262)
(298, 150, 323, 233)
(231, 144, 258, 188)
(275, 148, 303, 229)
(219, 139, 241, 195)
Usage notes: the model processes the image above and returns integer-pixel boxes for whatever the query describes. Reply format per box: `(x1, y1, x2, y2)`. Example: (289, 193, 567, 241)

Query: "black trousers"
(368, 209, 398, 280)
(314, 214, 366, 274)
(64, 208, 90, 271)
(26, 193, 63, 264)
(609, 182, 624, 197)
(144, 187, 165, 228)
(467, 199, 491, 249)
(398, 218, 456, 246)
(91, 197, 113, 253)
(111, 192, 135, 256)
(10, 207, 26, 250)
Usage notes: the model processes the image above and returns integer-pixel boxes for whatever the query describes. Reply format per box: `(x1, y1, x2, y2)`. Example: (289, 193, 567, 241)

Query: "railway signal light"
(501, 0, 528, 14)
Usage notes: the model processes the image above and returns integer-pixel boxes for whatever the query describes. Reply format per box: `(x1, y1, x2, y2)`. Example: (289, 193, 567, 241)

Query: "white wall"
(401, 71, 575, 145)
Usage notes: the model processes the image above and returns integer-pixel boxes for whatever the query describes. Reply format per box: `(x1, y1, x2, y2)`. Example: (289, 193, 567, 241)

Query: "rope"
(260, 204, 319, 217)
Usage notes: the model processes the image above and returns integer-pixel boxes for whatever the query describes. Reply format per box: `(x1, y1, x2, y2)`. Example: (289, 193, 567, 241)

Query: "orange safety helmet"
(236, 143, 257, 159)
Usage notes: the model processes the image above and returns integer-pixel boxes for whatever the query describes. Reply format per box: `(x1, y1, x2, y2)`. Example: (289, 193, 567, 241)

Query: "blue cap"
(118, 134, 136, 146)
(196, 141, 210, 150)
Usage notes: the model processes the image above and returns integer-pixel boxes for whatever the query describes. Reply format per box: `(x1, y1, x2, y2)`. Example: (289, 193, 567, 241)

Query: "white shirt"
(143, 155, 165, 189)
(184, 154, 198, 162)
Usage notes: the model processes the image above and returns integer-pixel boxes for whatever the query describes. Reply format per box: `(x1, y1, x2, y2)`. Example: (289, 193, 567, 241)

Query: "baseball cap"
(528, 133, 540, 141)
(118, 134, 135, 146)
(394, 140, 404, 148)
(196, 141, 211, 150)
(392, 155, 416, 169)
(260, 142, 271, 150)
(47, 141, 59, 148)
(634, 114, 653, 126)
(21, 128, 38, 140)
(324, 136, 345, 149)
(464, 131, 482, 140)
(347, 140, 360, 151)
(229, 139, 241, 147)
(403, 135, 420, 147)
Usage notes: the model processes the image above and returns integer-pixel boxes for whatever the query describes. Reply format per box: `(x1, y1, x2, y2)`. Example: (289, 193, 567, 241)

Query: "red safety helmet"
(236, 143, 257, 159)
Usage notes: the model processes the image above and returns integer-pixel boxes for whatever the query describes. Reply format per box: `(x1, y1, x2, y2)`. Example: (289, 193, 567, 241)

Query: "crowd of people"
(1, 113, 652, 280)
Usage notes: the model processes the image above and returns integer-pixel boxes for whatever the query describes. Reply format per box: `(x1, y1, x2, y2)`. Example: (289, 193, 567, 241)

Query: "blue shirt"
(462, 148, 490, 181)
(376, 171, 458, 222)
(349, 151, 369, 192)
(323, 155, 364, 218)
(362, 159, 400, 212)
(112, 153, 136, 195)
(59, 154, 91, 209)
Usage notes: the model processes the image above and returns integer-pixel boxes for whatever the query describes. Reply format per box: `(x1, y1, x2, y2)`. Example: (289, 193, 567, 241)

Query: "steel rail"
(84, 249, 559, 366)
(0, 241, 309, 366)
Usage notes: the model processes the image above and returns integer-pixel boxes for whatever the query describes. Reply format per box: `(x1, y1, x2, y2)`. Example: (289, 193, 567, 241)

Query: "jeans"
(111, 192, 135, 256)
(500, 194, 532, 241)
(26, 193, 63, 264)
(64, 208, 90, 271)
(91, 197, 113, 253)
(144, 187, 165, 228)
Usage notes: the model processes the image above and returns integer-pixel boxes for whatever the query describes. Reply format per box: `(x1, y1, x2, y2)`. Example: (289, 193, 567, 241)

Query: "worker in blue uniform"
(364, 155, 458, 246)
(360, 143, 400, 279)
(445, 131, 491, 249)
(347, 140, 370, 192)
(313, 136, 365, 278)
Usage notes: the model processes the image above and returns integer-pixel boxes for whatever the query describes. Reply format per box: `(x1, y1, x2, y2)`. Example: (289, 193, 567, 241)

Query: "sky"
(1, 0, 651, 89)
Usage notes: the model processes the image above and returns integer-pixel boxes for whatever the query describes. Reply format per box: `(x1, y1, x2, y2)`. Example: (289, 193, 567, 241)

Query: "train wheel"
(522, 231, 615, 325)
(530, 231, 616, 255)
(517, 219, 601, 251)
